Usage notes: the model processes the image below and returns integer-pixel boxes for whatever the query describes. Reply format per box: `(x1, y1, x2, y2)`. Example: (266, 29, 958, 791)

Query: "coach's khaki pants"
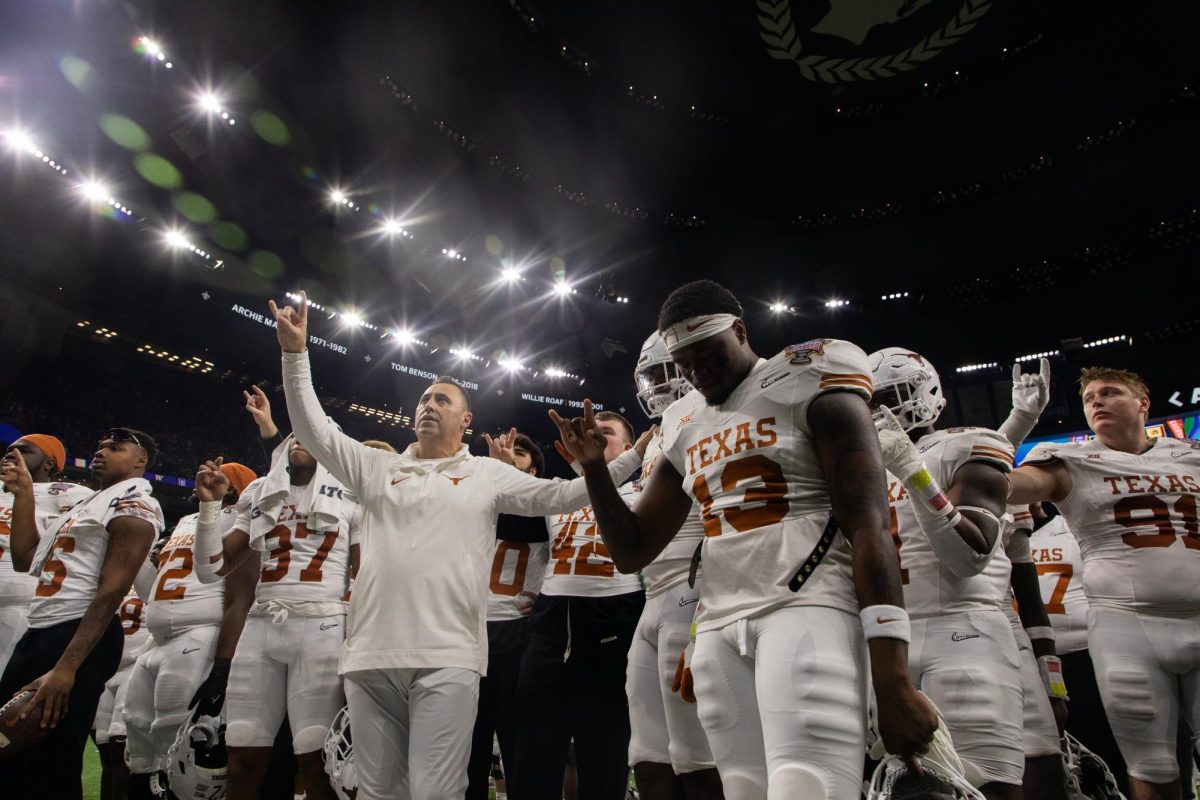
(344, 666, 480, 800)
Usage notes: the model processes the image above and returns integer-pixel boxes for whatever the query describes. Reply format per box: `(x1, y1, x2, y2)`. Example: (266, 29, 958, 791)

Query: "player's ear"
(732, 319, 747, 344)
(462, 410, 473, 430)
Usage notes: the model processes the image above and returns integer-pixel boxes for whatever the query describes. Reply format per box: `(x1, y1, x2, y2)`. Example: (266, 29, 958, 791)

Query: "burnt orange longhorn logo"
(445, 475, 469, 486)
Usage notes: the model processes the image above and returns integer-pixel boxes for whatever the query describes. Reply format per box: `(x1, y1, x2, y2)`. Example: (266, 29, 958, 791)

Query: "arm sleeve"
(132, 558, 157, 601)
(281, 351, 383, 498)
(493, 448, 642, 517)
(998, 409, 1040, 448)
(258, 431, 286, 470)
(195, 501, 244, 583)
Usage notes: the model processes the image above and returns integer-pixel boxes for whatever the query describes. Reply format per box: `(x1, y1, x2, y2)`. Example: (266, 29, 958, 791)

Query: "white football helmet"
(1062, 733, 1126, 800)
(868, 347, 948, 431)
(167, 714, 227, 800)
(865, 695, 985, 800)
(634, 331, 693, 419)
(323, 705, 358, 800)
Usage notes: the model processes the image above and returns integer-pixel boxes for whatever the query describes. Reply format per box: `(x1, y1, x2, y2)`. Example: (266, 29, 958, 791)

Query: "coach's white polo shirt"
(281, 351, 640, 676)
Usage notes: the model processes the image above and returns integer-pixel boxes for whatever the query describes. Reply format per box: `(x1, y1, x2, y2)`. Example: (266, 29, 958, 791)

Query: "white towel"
(248, 432, 349, 545)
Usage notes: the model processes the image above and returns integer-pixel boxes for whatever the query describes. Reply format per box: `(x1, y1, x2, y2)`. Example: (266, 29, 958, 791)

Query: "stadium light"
(955, 362, 998, 373)
(2, 128, 37, 154)
(1082, 335, 1128, 349)
(769, 302, 789, 313)
(164, 230, 190, 249)
(824, 299, 849, 308)
(77, 179, 111, 203)
(340, 311, 364, 328)
(499, 357, 525, 372)
(501, 266, 521, 283)
(553, 280, 575, 297)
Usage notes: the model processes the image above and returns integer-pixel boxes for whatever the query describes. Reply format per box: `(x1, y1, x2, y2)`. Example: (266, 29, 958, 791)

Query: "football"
(0, 691, 48, 760)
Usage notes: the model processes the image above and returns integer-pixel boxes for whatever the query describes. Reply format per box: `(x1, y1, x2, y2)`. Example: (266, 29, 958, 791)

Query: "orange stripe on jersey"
(819, 375, 873, 392)
(971, 446, 1014, 465)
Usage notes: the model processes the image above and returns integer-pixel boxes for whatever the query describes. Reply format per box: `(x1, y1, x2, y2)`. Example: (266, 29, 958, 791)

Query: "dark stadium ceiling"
(1, 0, 1199, 431)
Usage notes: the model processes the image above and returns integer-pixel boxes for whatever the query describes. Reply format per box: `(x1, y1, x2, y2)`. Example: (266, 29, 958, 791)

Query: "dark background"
(2, 0, 1199, 499)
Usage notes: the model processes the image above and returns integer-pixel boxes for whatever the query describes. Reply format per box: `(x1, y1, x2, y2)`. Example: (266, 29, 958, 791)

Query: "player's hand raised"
(633, 424, 659, 459)
(875, 407, 923, 481)
(0, 449, 34, 497)
(548, 400, 607, 467)
(1011, 357, 1051, 417)
(268, 291, 308, 353)
(195, 458, 230, 503)
(484, 427, 518, 466)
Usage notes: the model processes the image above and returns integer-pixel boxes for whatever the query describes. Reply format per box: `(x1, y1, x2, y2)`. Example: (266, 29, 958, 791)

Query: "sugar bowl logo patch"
(785, 339, 831, 365)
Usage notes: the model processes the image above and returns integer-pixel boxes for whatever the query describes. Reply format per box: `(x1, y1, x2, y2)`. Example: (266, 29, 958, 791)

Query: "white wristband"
(1026, 625, 1055, 643)
(860, 605, 911, 643)
(198, 500, 223, 525)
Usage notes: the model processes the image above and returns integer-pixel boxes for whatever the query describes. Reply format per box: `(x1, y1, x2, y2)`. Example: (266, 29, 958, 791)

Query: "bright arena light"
(451, 347, 476, 361)
(340, 311, 364, 328)
(499, 357, 525, 372)
(77, 180, 111, 203)
(197, 91, 223, 114)
(2, 128, 36, 153)
(824, 299, 849, 308)
(545, 366, 567, 378)
(501, 266, 521, 282)
(380, 218, 405, 236)
(330, 189, 347, 205)
(393, 328, 417, 345)
(553, 280, 574, 297)
(769, 302, 788, 313)
(164, 230, 191, 249)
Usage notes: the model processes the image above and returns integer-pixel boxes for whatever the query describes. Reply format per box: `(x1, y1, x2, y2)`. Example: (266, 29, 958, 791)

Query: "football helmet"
(323, 705, 358, 800)
(868, 347, 947, 431)
(167, 713, 227, 800)
(634, 331, 693, 419)
(1062, 733, 1126, 800)
(865, 695, 984, 800)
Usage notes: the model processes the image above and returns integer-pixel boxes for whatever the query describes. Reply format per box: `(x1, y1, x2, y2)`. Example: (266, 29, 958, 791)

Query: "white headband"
(660, 314, 739, 353)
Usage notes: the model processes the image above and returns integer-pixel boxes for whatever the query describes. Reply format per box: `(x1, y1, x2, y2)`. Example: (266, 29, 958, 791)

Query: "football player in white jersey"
(122, 461, 258, 799)
(986, 507, 1070, 800)
(1010, 366, 1200, 800)
(513, 410, 647, 799)
(92, 586, 150, 800)
(1, 434, 91, 673)
(0, 427, 164, 799)
(626, 331, 721, 799)
(466, 433, 550, 799)
(869, 348, 1025, 799)
(551, 280, 938, 800)
(192, 438, 359, 800)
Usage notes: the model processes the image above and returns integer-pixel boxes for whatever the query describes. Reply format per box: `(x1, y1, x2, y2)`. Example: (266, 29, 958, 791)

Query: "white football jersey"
(1023, 436, 1200, 613)
(1029, 515, 1089, 654)
(0, 482, 91, 604)
(143, 507, 241, 640)
(117, 586, 151, 670)
(984, 505, 1036, 627)
(637, 430, 706, 598)
(486, 539, 549, 621)
(889, 427, 1014, 619)
(235, 482, 360, 603)
(661, 339, 872, 633)
(27, 478, 164, 628)
(542, 480, 643, 597)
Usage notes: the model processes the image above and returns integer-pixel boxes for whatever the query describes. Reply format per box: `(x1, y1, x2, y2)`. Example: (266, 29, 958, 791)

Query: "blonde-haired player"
(1010, 367, 1200, 800)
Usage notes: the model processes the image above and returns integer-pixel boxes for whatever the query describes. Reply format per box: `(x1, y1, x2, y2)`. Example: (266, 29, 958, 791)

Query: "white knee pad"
(767, 764, 829, 800)
(292, 723, 330, 755)
(722, 771, 768, 799)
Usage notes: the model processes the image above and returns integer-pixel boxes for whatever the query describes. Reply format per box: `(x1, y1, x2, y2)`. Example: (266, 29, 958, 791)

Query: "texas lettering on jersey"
(683, 419, 778, 476)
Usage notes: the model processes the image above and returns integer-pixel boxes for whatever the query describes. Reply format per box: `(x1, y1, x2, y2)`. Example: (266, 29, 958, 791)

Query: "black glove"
(188, 657, 231, 721)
